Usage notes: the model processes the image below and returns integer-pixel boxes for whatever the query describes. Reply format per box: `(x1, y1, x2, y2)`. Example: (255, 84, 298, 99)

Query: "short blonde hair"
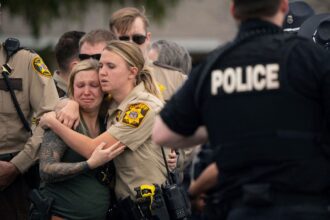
(67, 59, 99, 98)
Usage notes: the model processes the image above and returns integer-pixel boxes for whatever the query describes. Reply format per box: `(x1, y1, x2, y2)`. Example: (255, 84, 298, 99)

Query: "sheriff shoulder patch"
(122, 103, 150, 128)
(32, 56, 52, 78)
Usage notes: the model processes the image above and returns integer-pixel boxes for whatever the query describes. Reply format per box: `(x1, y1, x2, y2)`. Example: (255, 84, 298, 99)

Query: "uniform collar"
(107, 82, 146, 115)
(53, 70, 68, 93)
(237, 19, 283, 39)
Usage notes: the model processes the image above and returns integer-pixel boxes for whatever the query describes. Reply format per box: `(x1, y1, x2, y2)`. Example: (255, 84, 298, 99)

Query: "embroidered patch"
(157, 83, 166, 92)
(32, 56, 52, 78)
(115, 110, 122, 122)
(122, 103, 150, 128)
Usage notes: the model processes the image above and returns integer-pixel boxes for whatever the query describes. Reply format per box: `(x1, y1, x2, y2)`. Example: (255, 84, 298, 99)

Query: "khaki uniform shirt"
(106, 83, 169, 199)
(148, 62, 187, 101)
(0, 45, 59, 172)
(148, 62, 191, 175)
(53, 70, 68, 97)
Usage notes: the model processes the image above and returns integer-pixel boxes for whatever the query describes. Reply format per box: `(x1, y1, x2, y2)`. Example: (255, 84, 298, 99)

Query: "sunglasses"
(118, 34, 147, 45)
(79, 53, 101, 61)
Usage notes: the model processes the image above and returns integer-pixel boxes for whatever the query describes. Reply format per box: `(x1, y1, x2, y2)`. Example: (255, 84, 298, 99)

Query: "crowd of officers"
(0, 0, 330, 220)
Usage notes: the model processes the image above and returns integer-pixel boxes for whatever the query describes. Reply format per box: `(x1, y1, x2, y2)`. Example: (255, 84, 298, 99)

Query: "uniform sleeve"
(11, 53, 59, 173)
(160, 64, 203, 136)
(287, 42, 330, 125)
(107, 103, 156, 151)
(11, 126, 44, 172)
(29, 54, 59, 118)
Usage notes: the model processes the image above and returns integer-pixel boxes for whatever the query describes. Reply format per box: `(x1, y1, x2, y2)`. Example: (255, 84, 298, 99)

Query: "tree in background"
(2, 0, 180, 37)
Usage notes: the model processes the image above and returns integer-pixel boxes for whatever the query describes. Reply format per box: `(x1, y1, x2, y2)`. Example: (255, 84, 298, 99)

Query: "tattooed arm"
(39, 130, 90, 183)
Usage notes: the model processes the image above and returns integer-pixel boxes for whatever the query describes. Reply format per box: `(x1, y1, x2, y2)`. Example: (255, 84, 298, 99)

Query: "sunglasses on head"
(118, 34, 147, 45)
(78, 53, 101, 61)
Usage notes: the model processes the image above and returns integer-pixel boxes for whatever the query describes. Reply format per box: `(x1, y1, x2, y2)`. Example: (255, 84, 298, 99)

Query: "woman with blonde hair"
(38, 59, 125, 220)
(40, 40, 169, 201)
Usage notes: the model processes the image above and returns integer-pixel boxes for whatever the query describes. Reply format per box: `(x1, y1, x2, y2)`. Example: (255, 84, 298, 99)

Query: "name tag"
(0, 78, 23, 91)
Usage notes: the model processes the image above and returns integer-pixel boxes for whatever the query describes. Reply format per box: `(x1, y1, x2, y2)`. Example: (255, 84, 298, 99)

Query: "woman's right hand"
(87, 142, 126, 169)
(56, 99, 80, 129)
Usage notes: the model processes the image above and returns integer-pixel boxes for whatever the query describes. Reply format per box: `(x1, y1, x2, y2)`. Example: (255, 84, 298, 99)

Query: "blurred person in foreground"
(153, 0, 330, 219)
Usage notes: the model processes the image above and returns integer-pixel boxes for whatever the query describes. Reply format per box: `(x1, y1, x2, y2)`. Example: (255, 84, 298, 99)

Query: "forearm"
(54, 98, 70, 113)
(40, 160, 90, 183)
(189, 163, 218, 197)
(48, 120, 96, 158)
(174, 127, 208, 149)
(11, 126, 44, 173)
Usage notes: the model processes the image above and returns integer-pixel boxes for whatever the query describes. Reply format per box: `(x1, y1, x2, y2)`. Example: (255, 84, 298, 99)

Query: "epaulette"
(20, 47, 36, 54)
(153, 61, 184, 73)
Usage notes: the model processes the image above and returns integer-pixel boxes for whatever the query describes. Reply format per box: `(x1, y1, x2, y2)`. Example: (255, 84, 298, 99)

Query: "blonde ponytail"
(136, 68, 163, 100)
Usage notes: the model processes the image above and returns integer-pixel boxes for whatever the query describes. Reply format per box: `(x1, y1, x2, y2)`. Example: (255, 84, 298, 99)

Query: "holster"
(107, 196, 143, 220)
(28, 189, 53, 220)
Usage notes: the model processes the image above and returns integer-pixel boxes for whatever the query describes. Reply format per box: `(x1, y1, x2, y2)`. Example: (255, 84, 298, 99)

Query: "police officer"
(54, 30, 85, 97)
(109, 7, 187, 101)
(153, 0, 330, 219)
(0, 39, 59, 220)
(282, 0, 314, 33)
(298, 12, 330, 50)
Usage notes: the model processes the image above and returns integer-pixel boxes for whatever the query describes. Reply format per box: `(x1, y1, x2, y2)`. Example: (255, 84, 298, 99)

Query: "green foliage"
(2, 0, 180, 37)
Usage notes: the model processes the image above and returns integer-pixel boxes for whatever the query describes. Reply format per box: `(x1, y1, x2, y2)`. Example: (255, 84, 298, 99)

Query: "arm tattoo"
(39, 130, 90, 183)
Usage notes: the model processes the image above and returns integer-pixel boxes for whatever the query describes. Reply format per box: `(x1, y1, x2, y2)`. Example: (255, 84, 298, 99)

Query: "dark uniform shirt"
(160, 19, 330, 200)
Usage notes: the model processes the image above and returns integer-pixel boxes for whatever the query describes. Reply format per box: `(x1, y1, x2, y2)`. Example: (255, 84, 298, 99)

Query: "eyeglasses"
(79, 53, 101, 61)
(118, 34, 147, 45)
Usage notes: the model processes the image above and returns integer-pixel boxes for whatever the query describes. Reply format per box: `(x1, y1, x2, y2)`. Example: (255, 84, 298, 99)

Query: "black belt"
(0, 152, 17, 161)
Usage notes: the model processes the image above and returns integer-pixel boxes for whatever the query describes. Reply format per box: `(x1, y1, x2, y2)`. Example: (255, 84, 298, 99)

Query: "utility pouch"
(115, 196, 144, 220)
(95, 161, 115, 186)
(242, 184, 273, 206)
(28, 189, 53, 220)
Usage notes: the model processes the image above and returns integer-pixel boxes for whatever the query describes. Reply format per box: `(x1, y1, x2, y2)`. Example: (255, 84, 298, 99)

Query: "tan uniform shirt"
(106, 83, 169, 199)
(148, 62, 191, 174)
(148, 62, 187, 101)
(0, 45, 59, 172)
(53, 70, 68, 97)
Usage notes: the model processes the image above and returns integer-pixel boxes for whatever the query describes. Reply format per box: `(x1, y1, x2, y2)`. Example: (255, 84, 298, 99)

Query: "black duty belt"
(0, 152, 17, 161)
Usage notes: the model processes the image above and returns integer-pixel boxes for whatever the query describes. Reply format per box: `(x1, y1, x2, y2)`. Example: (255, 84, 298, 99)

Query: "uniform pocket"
(0, 78, 26, 114)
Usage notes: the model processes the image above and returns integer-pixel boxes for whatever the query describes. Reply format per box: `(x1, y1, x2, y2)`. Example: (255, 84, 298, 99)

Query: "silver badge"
(287, 15, 294, 25)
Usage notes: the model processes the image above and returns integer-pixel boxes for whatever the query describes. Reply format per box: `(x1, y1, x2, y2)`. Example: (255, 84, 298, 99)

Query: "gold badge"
(122, 103, 150, 128)
(32, 56, 52, 78)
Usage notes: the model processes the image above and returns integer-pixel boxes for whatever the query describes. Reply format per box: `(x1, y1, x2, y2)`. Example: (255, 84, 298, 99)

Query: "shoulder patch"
(122, 103, 150, 128)
(32, 56, 52, 78)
